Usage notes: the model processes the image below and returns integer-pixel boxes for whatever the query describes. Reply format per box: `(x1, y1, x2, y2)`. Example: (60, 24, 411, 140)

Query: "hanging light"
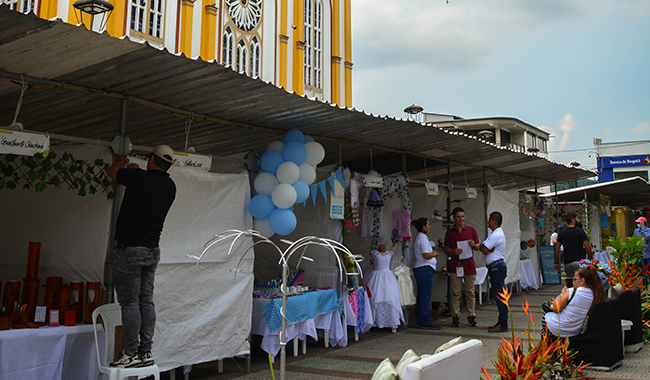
(73, 0, 114, 15)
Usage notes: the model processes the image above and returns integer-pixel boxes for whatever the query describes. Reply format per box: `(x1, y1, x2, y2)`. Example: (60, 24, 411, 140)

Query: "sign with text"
(330, 179, 344, 220)
(600, 155, 650, 168)
(0, 129, 50, 156)
(173, 152, 212, 171)
(465, 187, 478, 199)
(425, 182, 440, 195)
(539, 245, 560, 284)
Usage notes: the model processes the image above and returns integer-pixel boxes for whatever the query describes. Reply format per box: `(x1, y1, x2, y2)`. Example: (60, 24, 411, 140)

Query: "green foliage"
(0, 152, 116, 199)
(608, 235, 648, 270)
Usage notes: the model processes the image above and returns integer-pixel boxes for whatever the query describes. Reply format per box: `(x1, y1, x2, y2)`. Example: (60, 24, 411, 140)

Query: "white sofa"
(401, 339, 483, 380)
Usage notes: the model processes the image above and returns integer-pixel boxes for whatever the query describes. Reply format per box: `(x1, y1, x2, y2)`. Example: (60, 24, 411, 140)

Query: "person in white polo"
(479, 211, 508, 332)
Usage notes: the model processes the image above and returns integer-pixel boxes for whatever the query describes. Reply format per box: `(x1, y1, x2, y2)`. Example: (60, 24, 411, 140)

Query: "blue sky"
(351, 0, 650, 171)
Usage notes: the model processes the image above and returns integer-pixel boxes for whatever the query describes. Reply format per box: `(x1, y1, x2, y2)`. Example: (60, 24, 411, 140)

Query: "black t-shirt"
(115, 168, 176, 248)
(557, 227, 588, 263)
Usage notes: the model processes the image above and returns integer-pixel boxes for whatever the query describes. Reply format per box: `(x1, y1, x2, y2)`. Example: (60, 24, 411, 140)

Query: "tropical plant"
(608, 235, 648, 270)
(481, 287, 591, 380)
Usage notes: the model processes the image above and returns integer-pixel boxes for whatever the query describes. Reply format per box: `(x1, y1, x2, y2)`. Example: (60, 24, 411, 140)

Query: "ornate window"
(130, 0, 164, 41)
(225, 0, 262, 32)
(304, 0, 322, 89)
(250, 37, 261, 78)
(4, 0, 37, 14)
(222, 27, 234, 67)
(237, 40, 248, 74)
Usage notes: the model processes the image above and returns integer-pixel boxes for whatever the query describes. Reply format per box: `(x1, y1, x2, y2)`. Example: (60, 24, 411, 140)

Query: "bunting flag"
(310, 184, 318, 205)
(319, 182, 328, 202)
(307, 167, 345, 206)
(335, 167, 344, 187)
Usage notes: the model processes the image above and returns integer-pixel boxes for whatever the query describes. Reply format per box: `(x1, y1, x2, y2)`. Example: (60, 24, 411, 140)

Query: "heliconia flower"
(481, 367, 492, 380)
(497, 287, 512, 308)
(522, 299, 530, 316)
(552, 296, 561, 313)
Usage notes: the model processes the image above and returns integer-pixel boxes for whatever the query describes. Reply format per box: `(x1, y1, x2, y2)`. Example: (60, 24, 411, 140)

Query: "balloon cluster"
(249, 130, 325, 236)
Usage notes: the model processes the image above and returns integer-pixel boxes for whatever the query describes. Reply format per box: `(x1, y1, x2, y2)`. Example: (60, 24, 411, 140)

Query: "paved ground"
(162, 283, 649, 380)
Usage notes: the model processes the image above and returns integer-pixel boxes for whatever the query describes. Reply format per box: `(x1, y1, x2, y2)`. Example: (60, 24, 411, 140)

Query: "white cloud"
(630, 122, 650, 134)
(538, 124, 558, 150)
(556, 114, 578, 150)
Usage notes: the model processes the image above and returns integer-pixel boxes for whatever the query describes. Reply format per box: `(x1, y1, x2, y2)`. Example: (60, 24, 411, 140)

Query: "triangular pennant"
(327, 175, 335, 191)
(335, 167, 344, 187)
(310, 184, 318, 205)
(319, 181, 328, 202)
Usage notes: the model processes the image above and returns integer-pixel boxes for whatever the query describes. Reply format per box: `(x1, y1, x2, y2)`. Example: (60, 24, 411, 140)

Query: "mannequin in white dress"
(365, 245, 405, 329)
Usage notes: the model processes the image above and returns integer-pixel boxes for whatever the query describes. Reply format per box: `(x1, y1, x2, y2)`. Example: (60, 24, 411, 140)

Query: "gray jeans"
(113, 246, 160, 354)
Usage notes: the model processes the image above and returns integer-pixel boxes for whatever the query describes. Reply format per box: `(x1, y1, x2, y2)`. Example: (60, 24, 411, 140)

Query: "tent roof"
(539, 177, 650, 210)
(0, 7, 594, 190)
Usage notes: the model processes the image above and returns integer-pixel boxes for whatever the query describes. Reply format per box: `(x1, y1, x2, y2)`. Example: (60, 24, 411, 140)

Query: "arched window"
(222, 27, 234, 67)
(250, 37, 261, 78)
(237, 40, 248, 74)
(304, 0, 322, 88)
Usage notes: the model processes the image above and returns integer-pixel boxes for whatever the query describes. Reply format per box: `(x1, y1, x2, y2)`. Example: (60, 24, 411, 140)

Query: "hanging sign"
(173, 152, 212, 171)
(0, 129, 50, 156)
(465, 187, 478, 199)
(330, 178, 344, 220)
(425, 182, 439, 195)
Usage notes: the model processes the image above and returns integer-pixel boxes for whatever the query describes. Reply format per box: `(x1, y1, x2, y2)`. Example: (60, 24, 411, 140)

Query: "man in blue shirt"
(634, 216, 650, 266)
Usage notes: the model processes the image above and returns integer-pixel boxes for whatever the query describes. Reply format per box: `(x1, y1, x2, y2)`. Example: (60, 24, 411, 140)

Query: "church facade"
(5, 0, 353, 107)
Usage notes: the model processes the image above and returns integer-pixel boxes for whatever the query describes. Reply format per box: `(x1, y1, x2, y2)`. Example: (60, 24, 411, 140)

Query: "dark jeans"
(113, 246, 160, 354)
(488, 259, 508, 327)
(413, 265, 435, 326)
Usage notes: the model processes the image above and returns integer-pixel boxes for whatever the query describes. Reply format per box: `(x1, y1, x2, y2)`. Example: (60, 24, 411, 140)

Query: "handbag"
(542, 288, 577, 314)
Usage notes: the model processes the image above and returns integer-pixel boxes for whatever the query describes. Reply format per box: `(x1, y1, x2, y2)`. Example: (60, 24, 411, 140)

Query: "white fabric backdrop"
(487, 185, 521, 284)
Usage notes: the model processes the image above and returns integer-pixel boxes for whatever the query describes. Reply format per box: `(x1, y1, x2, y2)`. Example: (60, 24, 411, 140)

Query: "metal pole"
(446, 163, 452, 311)
(280, 261, 288, 380)
(534, 178, 543, 287)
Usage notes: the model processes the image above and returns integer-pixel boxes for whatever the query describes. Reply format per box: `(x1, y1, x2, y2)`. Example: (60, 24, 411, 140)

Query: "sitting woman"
(542, 266, 606, 338)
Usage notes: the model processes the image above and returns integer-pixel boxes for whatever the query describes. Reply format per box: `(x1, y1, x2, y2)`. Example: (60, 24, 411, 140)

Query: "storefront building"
(594, 138, 650, 183)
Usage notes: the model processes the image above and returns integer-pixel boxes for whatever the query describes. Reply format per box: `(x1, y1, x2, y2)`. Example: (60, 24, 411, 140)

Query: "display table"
(0, 324, 104, 380)
(519, 260, 538, 290)
(251, 289, 344, 357)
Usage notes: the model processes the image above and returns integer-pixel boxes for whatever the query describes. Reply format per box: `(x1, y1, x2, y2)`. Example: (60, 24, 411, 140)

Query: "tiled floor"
(162, 283, 649, 380)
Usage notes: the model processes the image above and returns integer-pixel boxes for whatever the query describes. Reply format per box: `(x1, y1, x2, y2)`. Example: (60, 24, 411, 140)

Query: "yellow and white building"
(4, 0, 353, 106)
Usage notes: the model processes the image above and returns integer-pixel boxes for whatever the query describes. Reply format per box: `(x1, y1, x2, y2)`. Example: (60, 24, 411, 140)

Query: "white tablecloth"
(519, 260, 538, 290)
(342, 290, 374, 332)
(252, 297, 345, 356)
(0, 324, 103, 380)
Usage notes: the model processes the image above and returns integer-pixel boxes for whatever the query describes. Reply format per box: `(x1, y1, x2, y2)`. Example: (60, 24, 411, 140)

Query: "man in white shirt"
(479, 211, 508, 332)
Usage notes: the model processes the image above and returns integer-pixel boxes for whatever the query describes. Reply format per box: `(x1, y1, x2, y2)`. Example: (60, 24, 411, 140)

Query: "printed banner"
(425, 182, 439, 195)
(173, 152, 212, 171)
(466, 187, 478, 199)
(0, 129, 50, 156)
(330, 179, 344, 220)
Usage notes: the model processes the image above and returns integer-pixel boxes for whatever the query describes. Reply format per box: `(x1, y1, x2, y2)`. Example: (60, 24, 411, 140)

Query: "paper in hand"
(457, 240, 473, 260)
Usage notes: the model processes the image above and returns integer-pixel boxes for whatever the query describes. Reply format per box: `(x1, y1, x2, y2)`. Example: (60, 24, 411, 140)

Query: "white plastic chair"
(92, 303, 160, 380)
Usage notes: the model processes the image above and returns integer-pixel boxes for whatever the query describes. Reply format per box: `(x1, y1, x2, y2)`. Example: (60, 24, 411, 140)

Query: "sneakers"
(110, 351, 141, 368)
(452, 316, 460, 327)
(468, 316, 477, 327)
(138, 351, 155, 367)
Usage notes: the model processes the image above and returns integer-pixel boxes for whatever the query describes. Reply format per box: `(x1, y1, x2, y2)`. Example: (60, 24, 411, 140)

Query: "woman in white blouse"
(543, 265, 606, 338)
(411, 217, 441, 330)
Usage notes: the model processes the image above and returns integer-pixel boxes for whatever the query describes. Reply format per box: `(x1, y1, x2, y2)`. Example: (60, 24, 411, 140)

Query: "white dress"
(365, 250, 405, 328)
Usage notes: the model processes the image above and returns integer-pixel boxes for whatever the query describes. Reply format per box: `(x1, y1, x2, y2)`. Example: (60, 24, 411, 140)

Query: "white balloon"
(304, 141, 325, 166)
(254, 172, 279, 195)
(276, 161, 300, 184)
(299, 163, 316, 184)
(253, 217, 275, 238)
(271, 183, 297, 209)
(267, 141, 285, 153)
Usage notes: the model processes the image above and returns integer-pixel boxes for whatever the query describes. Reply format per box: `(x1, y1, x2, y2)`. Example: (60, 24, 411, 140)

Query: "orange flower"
(552, 296, 561, 313)
(481, 366, 492, 380)
(522, 299, 530, 316)
(497, 287, 512, 308)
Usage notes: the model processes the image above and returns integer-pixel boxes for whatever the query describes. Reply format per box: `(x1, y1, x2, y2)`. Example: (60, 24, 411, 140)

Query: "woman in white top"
(411, 217, 441, 330)
(543, 265, 606, 338)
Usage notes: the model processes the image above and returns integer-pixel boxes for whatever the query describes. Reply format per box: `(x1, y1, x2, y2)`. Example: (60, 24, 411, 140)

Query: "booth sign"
(0, 130, 50, 156)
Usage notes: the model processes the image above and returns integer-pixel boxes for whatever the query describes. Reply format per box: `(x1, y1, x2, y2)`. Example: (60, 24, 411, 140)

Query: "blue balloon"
(304, 135, 314, 143)
(282, 141, 307, 165)
(600, 213, 609, 222)
(260, 151, 284, 175)
(600, 220, 609, 228)
(269, 208, 297, 236)
(292, 180, 309, 204)
(284, 130, 305, 144)
(611, 224, 617, 232)
(249, 194, 275, 219)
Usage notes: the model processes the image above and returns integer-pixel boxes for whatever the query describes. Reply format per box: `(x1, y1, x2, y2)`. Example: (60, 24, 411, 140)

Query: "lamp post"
(73, 0, 114, 32)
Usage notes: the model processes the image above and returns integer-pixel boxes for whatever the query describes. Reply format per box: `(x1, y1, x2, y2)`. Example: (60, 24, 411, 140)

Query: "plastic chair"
(92, 303, 160, 380)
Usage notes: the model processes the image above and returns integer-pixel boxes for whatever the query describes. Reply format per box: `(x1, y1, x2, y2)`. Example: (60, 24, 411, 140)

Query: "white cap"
(152, 145, 174, 163)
